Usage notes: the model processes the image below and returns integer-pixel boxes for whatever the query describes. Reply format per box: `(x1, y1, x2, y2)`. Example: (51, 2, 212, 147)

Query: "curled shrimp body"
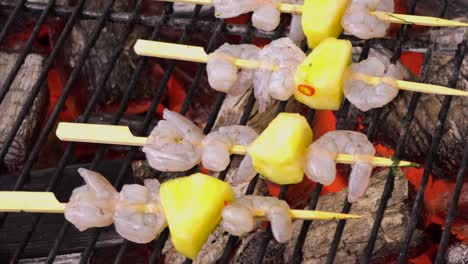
(342, 0, 394, 39)
(344, 54, 404, 112)
(253, 37, 306, 112)
(142, 109, 204, 172)
(113, 179, 167, 244)
(207, 44, 260, 96)
(220, 195, 292, 243)
(304, 131, 376, 203)
(202, 125, 258, 183)
(212, 0, 297, 31)
(64, 168, 118, 231)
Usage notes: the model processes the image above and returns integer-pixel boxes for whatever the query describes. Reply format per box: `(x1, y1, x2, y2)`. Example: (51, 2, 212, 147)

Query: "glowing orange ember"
(297, 84, 315, 97)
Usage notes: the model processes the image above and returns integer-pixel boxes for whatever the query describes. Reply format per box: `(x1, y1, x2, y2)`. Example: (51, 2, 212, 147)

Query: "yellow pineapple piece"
(302, 0, 350, 48)
(294, 38, 352, 110)
(160, 173, 234, 259)
(248, 113, 313, 184)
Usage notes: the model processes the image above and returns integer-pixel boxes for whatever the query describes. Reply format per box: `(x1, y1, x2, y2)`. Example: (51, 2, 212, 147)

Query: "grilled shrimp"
(207, 44, 260, 96)
(143, 109, 204, 172)
(344, 54, 404, 111)
(113, 179, 167, 244)
(64, 168, 118, 231)
(212, 0, 260, 18)
(253, 37, 306, 112)
(212, 0, 296, 31)
(220, 195, 292, 242)
(342, 0, 394, 39)
(202, 125, 258, 183)
(304, 131, 376, 203)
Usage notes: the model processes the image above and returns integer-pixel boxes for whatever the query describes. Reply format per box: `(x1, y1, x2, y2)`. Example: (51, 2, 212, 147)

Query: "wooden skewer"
(135, 40, 465, 97)
(0, 191, 362, 220)
(154, 0, 467, 27)
(56, 122, 419, 167)
(371, 11, 468, 27)
(349, 72, 468, 97)
(134, 40, 279, 71)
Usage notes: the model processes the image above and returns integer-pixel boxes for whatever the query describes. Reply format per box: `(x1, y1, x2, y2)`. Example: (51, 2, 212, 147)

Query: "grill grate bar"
(291, 184, 323, 264)
(434, 141, 468, 263)
(77, 3, 201, 263)
(0, 0, 27, 44)
(397, 40, 467, 263)
(0, 0, 87, 228)
(3, 0, 115, 194)
(360, 27, 439, 264)
(324, 0, 418, 260)
(3, 1, 143, 262)
(0, 0, 55, 106)
(41, 0, 155, 262)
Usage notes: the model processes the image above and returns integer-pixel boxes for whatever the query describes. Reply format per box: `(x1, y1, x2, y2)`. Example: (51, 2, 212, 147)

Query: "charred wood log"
(285, 169, 425, 263)
(0, 53, 47, 173)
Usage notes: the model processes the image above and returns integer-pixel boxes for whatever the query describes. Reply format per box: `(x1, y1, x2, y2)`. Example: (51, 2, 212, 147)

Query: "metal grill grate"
(0, 1, 466, 263)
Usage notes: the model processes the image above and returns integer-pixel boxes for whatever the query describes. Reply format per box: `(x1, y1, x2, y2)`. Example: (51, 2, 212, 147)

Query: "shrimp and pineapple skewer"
(155, 0, 467, 45)
(135, 38, 467, 113)
(56, 110, 419, 202)
(0, 171, 361, 259)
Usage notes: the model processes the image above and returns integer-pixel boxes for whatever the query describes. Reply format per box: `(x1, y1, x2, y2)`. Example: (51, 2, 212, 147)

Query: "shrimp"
(142, 109, 205, 172)
(202, 125, 258, 183)
(304, 131, 376, 203)
(207, 44, 260, 96)
(212, 0, 260, 18)
(344, 54, 404, 112)
(213, 0, 296, 32)
(64, 168, 118, 231)
(253, 37, 306, 112)
(113, 179, 167, 244)
(252, 4, 281, 31)
(220, 195, 292, 243)
(342, 0, 394, 39)
(431, 19, 468, 50)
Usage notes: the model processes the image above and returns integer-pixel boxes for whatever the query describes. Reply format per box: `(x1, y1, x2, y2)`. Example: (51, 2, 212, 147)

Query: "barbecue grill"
(0, 0, 466, 263)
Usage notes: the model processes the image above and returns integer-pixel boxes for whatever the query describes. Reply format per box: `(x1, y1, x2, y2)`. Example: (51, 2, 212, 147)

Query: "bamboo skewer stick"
(135, 40, 466, 97)
(153, 0, 467, 27)
(370, 11, 468, 27)
(349, 72, 468, 97)
(134, 40, 279, 71)
(0, 191, 362, 220)
(56, 122, 419, 167)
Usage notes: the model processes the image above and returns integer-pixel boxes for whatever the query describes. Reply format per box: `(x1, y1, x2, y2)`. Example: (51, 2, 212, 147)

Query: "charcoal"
(285, 169, 425, 263)
(66, 0, 157, 106)
(0, 53, 47, 173)
(446, 243, 468, 264)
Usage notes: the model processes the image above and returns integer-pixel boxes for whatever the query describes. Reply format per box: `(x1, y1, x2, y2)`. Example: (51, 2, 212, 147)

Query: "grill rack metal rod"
(0, 0, 129, 262)
(0, 0, 54, 108)
(323, 0, 421, 261)
(434, 140, 468, 263)
(44, 0, 156, 263)
(397, 40, 467, 263)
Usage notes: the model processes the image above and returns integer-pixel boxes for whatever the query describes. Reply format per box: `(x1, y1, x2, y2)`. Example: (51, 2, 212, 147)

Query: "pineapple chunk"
(294, 38, 352, 110)
(302, 0, 350, 48)
(248, 113, 313, 184)
(160, 173, 234, 259)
